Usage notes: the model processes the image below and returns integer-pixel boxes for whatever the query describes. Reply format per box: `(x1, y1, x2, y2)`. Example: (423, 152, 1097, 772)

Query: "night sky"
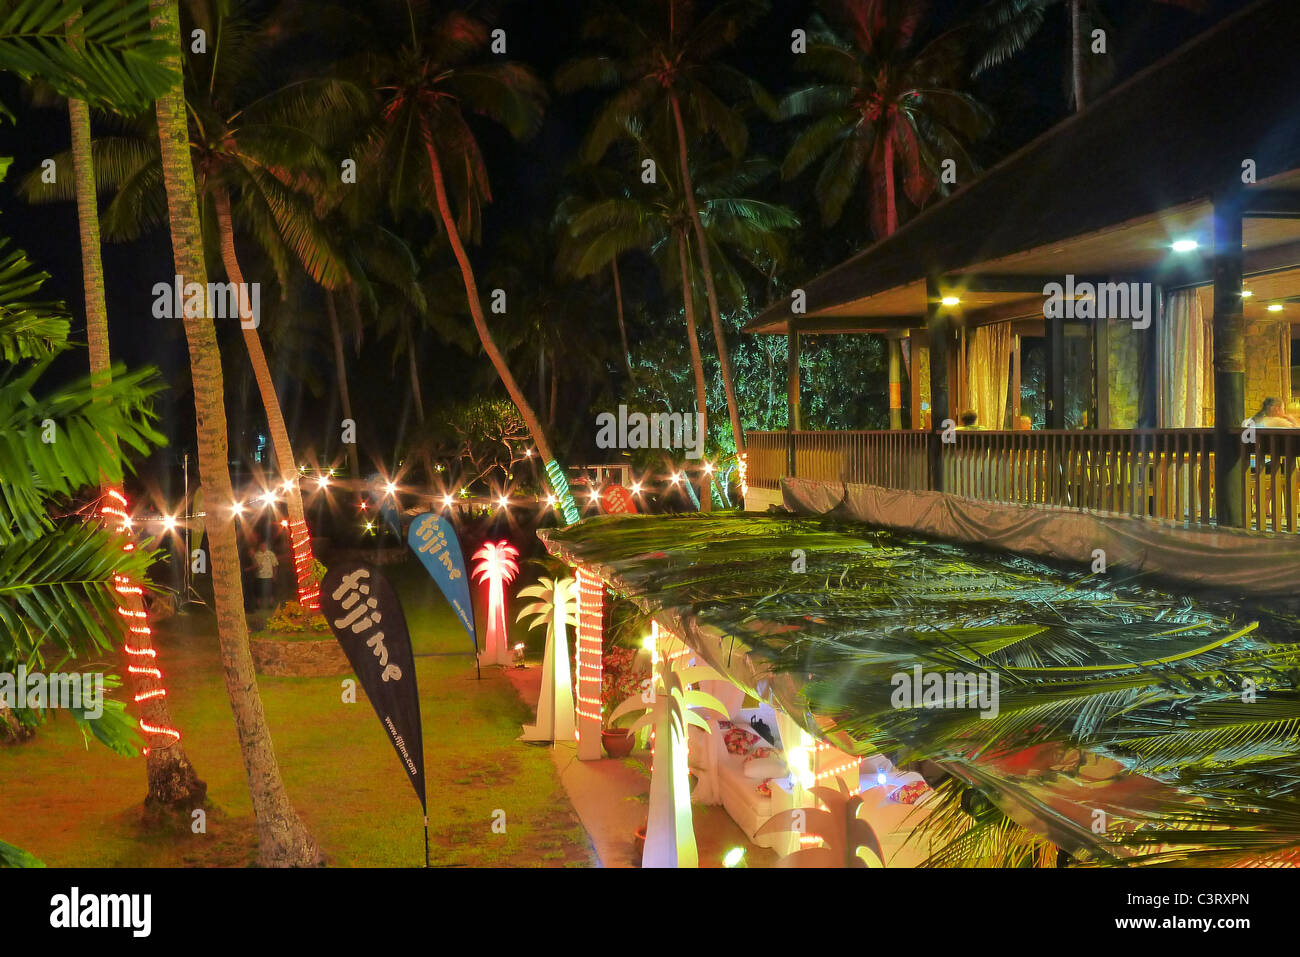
(0, 0, 1259, 498)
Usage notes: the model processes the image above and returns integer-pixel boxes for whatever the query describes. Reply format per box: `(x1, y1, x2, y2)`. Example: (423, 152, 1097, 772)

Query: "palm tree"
(559, 136, 797, 503)
(0, 179, 172, 856)
(556, 0, 774, 461)
(781, 0, 991, 237)
(554, 166, 638, 377)
(25, 0, 362, 607)
(62, 54, 205, 810)
(973, 0, 1205, 113)
(149, 0, 321, 867)
(357, 6, 576, 510)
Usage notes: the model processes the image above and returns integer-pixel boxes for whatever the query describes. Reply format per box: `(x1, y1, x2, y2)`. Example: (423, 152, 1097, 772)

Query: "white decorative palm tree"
(609, 630, 729, 868)
(516, 577, 577, 743)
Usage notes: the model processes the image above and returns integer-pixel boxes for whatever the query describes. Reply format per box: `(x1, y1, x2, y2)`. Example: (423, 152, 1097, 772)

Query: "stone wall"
(251, 636, 351, 677)
(1244, 318, 1293, 417)
(1108, 318, 1141, 429)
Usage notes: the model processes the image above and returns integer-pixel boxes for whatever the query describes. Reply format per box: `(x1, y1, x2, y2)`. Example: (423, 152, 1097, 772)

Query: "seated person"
(955, 409, 982, 430)
(1249, 397, 1295, 428)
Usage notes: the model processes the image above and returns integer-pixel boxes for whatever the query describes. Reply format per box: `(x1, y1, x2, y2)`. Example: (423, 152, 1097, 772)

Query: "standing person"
(252, 538, 279, 610)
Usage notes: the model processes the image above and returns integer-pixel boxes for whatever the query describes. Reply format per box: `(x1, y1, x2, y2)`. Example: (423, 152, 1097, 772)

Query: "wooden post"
(787, 320, 801, 477)
(926, 277, 950, 490)
(888, 338, 903, 430)
(575, 567, 604, 760)
(1139, 288, 1161, 428)
(1095, 312, 1110, 429)
(1213, 193, 1246, 528)
(1011, 333, 1022, 424)
(1046, 308, 1066, 429)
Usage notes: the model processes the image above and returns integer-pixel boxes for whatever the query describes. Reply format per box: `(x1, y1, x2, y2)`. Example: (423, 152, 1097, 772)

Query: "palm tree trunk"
(670, 93, 744, 460)
(212, 186, 318, 611)
(407, 325, 425, 423)
(67, 88, 207, 815)
(1071, 0, 1086, 112)
(549, 357, 558, 430)
(420, 122, 554, 464)
(151, 0, 321, 867)
(611, 258, 632, 376)
(677, 229, 711, 512)
(884, 134, 898, 236)
(325, 290, 361, 480)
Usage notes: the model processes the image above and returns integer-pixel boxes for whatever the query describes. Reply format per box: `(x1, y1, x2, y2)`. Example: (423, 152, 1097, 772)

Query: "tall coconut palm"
(0, 218, 172, 856)
(557, 0, 773, 461)
(554, 165, 639, 377)
(973, 0, 1205, 113)
(355, 6, 577, 513)
(559, 135, 797, 494)
(149, 0, 321, 867)
(64, 82, 205, 809)
(2, 0, 205, 814)
(26, 0, 362, 607)
(781, 0, 991, 237)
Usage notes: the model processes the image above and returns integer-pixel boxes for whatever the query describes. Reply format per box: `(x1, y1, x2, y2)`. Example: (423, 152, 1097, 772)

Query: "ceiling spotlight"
(1268, 303, 1284, 312)
(317, 476, 330, 489)
(231, 501, 245, 516)
(940, 295, 960, 306)
(703, 462, 714, 474)
(1241, 289, 1253, 298)
(497, 495, 510, 508)
(630, 482, 642, 494)
(279, 519, 289, 528)
(670, 472, 681, 484)
(545, 494, 557, 506)
(384, 481, 398, 495)
(261, 492, 277, 506)
(525, 448, 534, 457)
(1171, 238, 1199, 253)
(163, 516, 177, 532)
(442, 494, 454, 508)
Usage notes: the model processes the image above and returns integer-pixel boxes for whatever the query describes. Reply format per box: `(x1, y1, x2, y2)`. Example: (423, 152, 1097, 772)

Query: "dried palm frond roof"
(541, 513, 1300, 865)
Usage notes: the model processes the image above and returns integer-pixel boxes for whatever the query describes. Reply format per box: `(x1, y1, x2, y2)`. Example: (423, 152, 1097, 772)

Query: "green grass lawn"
(0, 558, 594, 867)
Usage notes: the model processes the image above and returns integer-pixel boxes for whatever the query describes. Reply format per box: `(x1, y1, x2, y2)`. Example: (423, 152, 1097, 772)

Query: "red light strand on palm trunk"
(102, 487, 181, 754)
(289, 518, 319, 609)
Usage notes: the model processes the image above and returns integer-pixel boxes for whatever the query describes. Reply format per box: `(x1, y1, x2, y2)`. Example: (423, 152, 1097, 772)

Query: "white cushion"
(743, 757, 788, 780)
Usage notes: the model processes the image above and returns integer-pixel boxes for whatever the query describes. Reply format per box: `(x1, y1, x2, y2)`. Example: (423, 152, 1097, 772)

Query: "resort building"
(744, 0, 1300, 544)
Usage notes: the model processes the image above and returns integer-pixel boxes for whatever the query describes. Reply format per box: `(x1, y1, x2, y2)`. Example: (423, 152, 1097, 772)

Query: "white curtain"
(1160, 290, 1213, 427)
(967, 321, 1013, 428)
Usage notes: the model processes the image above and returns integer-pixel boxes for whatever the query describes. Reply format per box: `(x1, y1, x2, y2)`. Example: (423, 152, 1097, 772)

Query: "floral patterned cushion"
(744, 746, 782, 796)
(889, 780, 930, 805)
(723, 726, 760, 755)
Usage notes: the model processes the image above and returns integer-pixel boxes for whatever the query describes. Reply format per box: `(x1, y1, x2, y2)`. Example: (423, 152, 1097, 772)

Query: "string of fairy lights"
(574, 568, 604, 743)
(101, 487, 182, 754)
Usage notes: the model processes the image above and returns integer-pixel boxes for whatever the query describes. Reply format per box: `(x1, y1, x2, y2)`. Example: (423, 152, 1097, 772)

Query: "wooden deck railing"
(746, 428, 1300, 532)
(1248, 430, 1300, 533)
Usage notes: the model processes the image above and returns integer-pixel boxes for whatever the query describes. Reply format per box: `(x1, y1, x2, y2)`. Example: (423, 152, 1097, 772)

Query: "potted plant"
(600, 646, 643, 758)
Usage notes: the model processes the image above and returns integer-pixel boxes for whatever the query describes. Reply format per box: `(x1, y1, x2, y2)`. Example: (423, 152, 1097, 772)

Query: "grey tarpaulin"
(781, 477, 1300, 597)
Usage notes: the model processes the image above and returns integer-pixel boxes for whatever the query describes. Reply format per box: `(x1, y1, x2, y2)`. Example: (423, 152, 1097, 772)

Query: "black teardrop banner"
(320, 562, 426, 815)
